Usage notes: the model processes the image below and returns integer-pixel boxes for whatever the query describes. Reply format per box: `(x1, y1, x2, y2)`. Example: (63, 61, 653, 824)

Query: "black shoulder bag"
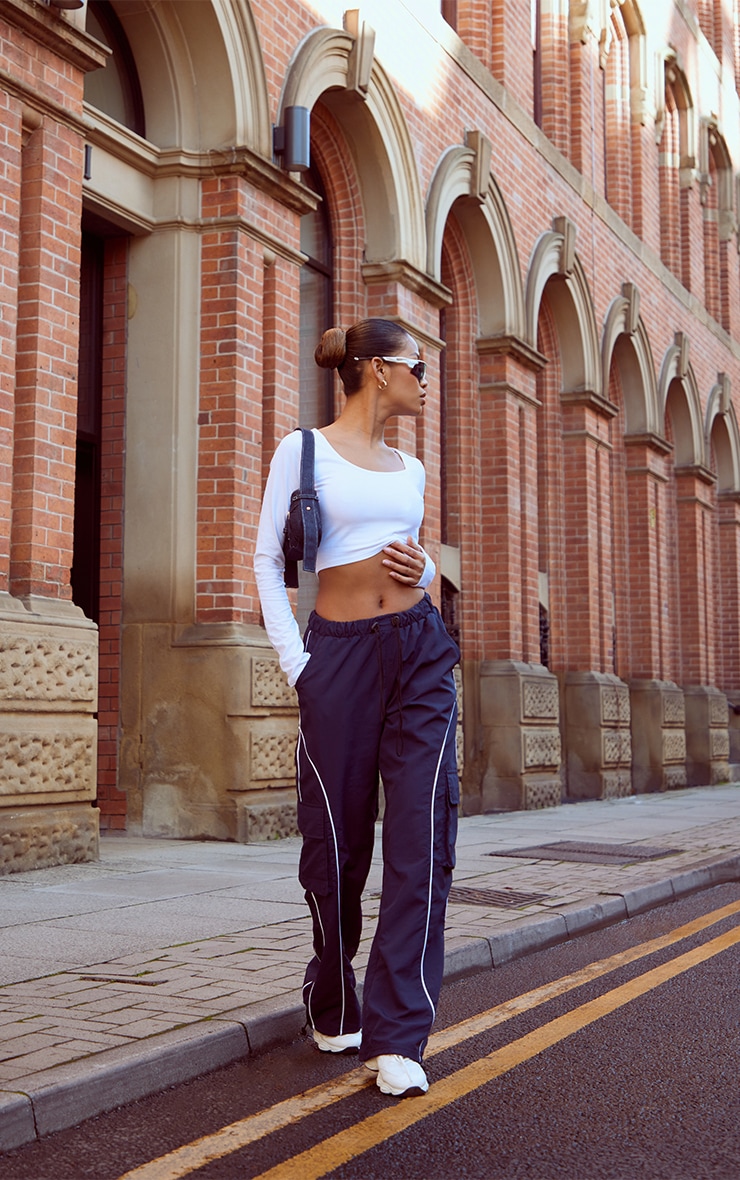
(282, 427, 322, 588)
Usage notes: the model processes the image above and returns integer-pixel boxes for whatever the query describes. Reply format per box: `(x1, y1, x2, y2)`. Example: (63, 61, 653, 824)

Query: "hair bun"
(314, 327, 347, 369)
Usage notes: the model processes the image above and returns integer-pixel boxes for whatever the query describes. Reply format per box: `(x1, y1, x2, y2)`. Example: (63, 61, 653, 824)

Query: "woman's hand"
(381, 537, 426, 585)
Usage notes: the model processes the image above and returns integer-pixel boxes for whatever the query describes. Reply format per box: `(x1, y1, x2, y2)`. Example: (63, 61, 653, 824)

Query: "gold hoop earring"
(378, 378, 388, 390)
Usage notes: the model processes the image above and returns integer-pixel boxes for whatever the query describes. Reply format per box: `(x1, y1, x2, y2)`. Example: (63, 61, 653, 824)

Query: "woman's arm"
(253, 433, 311, 687)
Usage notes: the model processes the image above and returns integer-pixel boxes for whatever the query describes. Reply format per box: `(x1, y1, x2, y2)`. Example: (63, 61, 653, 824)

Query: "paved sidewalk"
(1, 784, 740, 1151)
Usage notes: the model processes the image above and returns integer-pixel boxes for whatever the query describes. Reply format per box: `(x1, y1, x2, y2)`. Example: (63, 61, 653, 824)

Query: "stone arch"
(706, 376, 740, 492)
(425, 143, 525, 337)
(656, 50, 695, 162)
(526, 223, 601, 396)
(658, 336, 705, 466)
(278, 25, 425, 271)
(106, 0, 271, 154)
(601, 285, 659, 435)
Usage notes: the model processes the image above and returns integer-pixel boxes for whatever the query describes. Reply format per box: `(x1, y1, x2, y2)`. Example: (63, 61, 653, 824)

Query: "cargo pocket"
(444, 768, 460, 869)
(297, 801, 329, 895)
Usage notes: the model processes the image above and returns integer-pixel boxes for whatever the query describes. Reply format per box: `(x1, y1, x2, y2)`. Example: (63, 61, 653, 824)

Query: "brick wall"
(4, 0, 740, 828)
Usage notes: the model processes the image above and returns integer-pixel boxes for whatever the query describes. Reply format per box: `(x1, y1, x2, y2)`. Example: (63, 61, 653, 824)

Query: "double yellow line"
(118, 898, 740, 1180)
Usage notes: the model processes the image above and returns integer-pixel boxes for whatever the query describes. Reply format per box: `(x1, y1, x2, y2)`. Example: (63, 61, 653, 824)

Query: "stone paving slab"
(0, 785, 739, 1150)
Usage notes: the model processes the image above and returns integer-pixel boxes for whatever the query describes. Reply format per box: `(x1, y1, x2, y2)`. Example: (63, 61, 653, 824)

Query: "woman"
(254, 318, 459, 1098)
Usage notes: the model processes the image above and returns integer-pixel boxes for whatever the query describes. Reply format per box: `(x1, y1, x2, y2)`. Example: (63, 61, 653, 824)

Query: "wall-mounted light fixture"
(43, 0, 85, 9)
(273, 106, 310, 172)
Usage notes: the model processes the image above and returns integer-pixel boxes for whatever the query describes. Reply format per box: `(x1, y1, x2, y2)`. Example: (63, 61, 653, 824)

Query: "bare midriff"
(314, 552, 424, 622)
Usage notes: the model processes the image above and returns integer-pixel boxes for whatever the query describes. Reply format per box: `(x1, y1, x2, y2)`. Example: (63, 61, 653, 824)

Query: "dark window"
(300, 168, 334, 427)
(71, 234, 104, 623)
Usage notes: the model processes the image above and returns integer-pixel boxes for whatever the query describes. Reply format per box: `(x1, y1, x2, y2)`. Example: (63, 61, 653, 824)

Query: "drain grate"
(447, 885, 550, 909)
(487, 841, 682, 866)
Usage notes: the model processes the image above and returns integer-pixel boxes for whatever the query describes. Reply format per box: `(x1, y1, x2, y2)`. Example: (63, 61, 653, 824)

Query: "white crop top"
(254, 428, 436, 685)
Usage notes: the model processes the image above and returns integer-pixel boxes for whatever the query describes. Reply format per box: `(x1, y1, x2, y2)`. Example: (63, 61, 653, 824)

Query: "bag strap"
(299, 426, 315, 494)
(298, 428, 320, 574)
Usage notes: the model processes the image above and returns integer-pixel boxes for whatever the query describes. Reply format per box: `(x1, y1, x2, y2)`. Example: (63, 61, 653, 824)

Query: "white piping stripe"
(298, 729, 347, 1035)
(418, 683, 457, 1038)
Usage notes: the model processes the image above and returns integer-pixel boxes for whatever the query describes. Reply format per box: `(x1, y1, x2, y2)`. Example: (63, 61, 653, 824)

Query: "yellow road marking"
(115, 898, 740, 1180)
(254, 923, 740, 1180)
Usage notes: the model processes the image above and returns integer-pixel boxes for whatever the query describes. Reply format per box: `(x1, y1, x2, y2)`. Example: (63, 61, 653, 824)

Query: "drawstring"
(372, 617, 405, 757)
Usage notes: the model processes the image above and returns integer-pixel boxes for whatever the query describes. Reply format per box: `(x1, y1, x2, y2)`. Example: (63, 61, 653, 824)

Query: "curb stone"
(1, 853, 739, 1153)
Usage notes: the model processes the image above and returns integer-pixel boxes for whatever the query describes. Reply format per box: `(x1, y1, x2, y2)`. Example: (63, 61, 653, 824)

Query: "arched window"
(701, 123, 733, 332)
(84, 1, 145, 137)
(658, 60, 693, 289)
(299, 168, 334, 428)
(603, 10, 631, 224)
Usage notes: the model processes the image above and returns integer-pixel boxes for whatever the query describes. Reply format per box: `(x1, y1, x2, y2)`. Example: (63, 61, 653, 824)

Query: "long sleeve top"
(253, 428, 436, 685)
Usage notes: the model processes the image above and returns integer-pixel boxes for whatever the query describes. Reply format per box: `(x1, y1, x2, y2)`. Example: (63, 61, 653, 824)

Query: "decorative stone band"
(522, 727, 561, 770)
(662, 692, 686, 726)
(711, 729, 731, 760)
(603, 729, 632, 765)
(0, 633, 97, 703)
(522, 679, 559, 720)
(662, 730, 687, 763)
(0, 716, 96, 799)
(251, 659, 297, 709)
(0, 804, 99, 874)
(250, 731, 297, 781)
(601, 685, 631, 724)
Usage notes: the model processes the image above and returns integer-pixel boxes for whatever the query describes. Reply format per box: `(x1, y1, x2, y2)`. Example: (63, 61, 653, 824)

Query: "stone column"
(560, 390, 632, 798)
(0, 10, 105, 870)
(675, 466, 729, 786)
(625, 435, 688, 791)
(119, 168, 311, 841)
(629, 679, 687, 792)
(684, 686, 730, 786)
(475, 337, 561, 811)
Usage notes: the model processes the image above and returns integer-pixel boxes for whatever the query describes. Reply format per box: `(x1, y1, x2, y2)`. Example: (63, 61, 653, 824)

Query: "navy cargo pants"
(294, 594, 459, 1064)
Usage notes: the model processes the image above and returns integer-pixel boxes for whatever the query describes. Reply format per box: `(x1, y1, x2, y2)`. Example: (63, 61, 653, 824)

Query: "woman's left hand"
(381, 537, 426, 585)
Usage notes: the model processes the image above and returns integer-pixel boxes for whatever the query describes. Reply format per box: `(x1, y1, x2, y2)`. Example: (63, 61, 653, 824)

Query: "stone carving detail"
(0, 810, 98, 874)
(0, 732, 95, 796)
(250, 733, 296, 781)
(251, 660, 297, 709)
(601, 685, 630, 724)
(662, 693, 685, 726)
(711, 729, 730, 759)
(710, 695, 729, 727)
(603, 770, 632, 799)
(239, 801, 300, 842)
(524, 778, 561, 809)
(665, 765, 687, 790)
(522, 680, 558, 720)
(523, 728, 561, 769)
(663, 730, 687, 762)
(603, 730, 632, 765)
(0, 638, 96, 702)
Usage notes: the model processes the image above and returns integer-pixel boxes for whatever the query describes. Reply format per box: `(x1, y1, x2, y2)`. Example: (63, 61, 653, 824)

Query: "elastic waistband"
(307, 593, 433, 638)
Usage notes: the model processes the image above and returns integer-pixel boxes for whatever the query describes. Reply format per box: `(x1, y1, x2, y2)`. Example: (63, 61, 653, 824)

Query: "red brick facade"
(1, 0, 740, 864)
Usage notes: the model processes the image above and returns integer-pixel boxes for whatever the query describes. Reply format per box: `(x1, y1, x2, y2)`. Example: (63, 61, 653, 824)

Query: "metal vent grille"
(447, 885, 550, 909)
(487, 841, 682, 866)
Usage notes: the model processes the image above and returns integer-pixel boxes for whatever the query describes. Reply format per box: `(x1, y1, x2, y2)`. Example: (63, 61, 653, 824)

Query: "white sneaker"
(313, 1028, 362, 1054)
(364, 1054, 429, 1096)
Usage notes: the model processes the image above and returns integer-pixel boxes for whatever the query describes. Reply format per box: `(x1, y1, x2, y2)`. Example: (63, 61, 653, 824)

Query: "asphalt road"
(3, 882, 740, 1180)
